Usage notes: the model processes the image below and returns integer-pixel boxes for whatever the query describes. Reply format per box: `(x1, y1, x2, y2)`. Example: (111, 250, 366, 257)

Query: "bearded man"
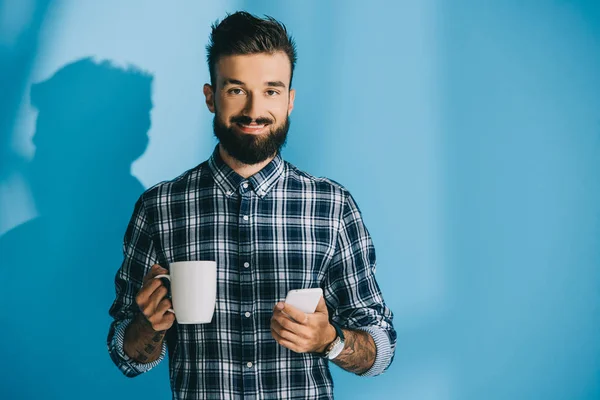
(107, 11, 396, 400)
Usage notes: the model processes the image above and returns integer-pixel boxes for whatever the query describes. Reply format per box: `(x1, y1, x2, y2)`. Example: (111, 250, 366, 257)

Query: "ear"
(203, 83, 216, 113)
(287, 88, 295, 116)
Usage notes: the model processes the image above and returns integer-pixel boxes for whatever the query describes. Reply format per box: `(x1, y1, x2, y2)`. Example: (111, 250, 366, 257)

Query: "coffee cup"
(154, 260, 217, 324)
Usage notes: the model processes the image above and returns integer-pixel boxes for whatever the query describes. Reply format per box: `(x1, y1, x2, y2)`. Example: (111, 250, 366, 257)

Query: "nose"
(242, 93, 266, 121)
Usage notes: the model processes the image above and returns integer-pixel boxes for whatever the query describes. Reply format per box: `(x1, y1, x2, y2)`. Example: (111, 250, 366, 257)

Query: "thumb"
(315, 296, 328, 314)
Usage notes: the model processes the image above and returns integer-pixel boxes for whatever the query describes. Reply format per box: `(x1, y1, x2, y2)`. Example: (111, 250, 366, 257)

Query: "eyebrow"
(222, 79, 287, 89)
(266, 81, 287, 88)
(223, 79, 245, 86)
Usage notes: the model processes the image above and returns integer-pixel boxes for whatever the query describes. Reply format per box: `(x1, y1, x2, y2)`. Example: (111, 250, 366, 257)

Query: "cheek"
(217, 96, 245, 115)
(271, 101, 291, 119)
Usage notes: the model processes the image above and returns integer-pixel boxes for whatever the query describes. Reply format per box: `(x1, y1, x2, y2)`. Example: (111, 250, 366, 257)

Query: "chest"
(148, 189, 341, 299)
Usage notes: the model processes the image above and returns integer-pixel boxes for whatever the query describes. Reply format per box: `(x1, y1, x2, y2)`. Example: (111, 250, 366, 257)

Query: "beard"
(213, 110, 290, 165)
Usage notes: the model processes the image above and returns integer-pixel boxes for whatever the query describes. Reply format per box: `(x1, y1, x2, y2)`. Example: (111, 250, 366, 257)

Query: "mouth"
(235, 123, 270, 134)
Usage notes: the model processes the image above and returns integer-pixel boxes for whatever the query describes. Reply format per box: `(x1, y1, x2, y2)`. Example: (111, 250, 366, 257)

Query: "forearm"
(123, 313, 166, 364)
(331, 329, 376, 374)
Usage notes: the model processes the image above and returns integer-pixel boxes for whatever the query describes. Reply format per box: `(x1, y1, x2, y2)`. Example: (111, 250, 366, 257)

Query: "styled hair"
(206, 11, 297, 87)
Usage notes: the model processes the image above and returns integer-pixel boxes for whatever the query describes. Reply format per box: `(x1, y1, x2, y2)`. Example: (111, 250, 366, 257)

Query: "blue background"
(1, 1, 599, 399)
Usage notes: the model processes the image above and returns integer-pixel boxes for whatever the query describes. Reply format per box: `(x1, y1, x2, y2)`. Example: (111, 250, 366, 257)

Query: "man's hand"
(123, 264, 175, 363)
(270, 296, 336, 354)
(135, 264, 176, 332)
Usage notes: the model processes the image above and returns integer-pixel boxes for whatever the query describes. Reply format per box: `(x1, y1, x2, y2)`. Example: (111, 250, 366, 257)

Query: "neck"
(218, 144, 275, 178)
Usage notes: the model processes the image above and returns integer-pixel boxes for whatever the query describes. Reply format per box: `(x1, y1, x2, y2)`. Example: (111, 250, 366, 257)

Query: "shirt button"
(245, 312, 251, 318)
(243, 262, 250, 268)
(246, 362, 253, 368)
(242, 183, 249, 189)
(243, 215, 249, 221)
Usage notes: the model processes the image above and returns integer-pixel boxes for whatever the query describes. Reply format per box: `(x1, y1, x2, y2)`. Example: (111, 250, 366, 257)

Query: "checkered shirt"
(107, 146, 396, 399)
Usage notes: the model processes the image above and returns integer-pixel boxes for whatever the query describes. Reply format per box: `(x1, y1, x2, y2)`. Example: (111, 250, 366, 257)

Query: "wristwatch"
(323, 321, 345, 360)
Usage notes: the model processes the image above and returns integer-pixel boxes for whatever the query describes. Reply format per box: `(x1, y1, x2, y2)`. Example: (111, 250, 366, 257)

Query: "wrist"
(317, 323, 337, 354)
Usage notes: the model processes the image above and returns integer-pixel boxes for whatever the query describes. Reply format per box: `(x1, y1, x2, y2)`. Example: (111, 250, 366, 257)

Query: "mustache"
(230, 115, 273, 125)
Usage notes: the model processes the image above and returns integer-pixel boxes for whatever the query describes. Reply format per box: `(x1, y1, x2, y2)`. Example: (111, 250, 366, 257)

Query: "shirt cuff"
(109, 318, 167, 377)
(355, 326, 393, 377)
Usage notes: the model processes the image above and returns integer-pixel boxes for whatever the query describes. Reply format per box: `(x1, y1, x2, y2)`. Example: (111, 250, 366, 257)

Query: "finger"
(273, 303, 293, 324)
(271, 317, 298, 342)
(146, 284, 169, 313)
(273, 311, 310, 338)
(155, 298, 173, 316)
(148, 299, 175, 330)
(136, 278, 166, 307)
(159, 312, 176, 330)
(272, 310, 297, 333)
(281, 302, 308, 325)
(143, 264, 169, 284)
(271, 328, 300, 353)
(151, 311, 175, 332)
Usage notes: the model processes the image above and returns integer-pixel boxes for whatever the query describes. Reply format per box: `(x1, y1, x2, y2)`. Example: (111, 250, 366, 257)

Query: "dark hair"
(206, 11, 297, 88)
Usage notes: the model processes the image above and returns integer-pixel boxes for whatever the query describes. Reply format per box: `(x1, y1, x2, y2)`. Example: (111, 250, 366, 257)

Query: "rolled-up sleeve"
(107, 195, 167, 377)
(324, 191, 397, 376)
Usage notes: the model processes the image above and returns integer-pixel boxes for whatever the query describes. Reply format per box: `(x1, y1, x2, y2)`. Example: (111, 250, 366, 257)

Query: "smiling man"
(108, 11, 396, 399)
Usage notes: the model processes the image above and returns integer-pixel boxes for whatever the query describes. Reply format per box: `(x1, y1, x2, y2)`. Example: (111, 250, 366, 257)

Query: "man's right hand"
(135, 264, 176, 332)
(123, 264, 175, 363)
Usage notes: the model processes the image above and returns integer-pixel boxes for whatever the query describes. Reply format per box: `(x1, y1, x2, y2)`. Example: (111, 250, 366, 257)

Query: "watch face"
(328, 338, 344, 360)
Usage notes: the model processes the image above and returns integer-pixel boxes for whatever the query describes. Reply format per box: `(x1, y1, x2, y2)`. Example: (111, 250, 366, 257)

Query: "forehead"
(216, 52, 292, 87)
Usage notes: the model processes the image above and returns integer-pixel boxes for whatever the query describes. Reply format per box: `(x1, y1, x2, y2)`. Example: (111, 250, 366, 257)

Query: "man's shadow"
(0, 58, 168, 399)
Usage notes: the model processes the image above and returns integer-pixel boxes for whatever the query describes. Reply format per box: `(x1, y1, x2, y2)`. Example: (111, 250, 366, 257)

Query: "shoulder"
(283, 161, 351, 200)
(139, 162, 208, 205)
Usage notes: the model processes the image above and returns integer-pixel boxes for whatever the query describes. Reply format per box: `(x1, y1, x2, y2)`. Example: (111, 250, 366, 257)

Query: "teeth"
(241, 124, 265, 129)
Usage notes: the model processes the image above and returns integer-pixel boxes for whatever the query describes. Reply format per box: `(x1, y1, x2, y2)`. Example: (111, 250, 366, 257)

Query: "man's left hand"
(270, 296, 337, 354)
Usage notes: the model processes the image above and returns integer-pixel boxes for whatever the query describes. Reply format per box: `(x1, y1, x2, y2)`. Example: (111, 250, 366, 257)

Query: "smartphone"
(284, 288, 323, 314)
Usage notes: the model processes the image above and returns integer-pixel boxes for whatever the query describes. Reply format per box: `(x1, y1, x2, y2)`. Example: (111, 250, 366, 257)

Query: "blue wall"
(1, 1, 599, 399)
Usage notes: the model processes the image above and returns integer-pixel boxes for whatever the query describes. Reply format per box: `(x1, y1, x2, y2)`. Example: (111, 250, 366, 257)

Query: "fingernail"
(277, 303, 284, 310)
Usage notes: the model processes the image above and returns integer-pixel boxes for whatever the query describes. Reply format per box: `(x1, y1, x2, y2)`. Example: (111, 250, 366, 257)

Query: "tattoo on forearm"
(123, 315, 167, 364)
(331, 329, 376, 375)
(152, 332, 165, 342)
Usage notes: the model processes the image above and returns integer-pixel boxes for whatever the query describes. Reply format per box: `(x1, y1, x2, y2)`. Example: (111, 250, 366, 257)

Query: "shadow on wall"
(0, 0, 52, 180)
(0, 58, 156, 399)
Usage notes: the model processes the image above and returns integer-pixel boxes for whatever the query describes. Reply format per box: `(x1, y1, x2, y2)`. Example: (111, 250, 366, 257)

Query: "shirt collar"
(207, 145, 285, 199)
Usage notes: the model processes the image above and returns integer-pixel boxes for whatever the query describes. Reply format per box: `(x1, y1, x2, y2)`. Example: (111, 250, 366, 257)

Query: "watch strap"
(330, 321, 344, 340)
(323, 321, 345, 358)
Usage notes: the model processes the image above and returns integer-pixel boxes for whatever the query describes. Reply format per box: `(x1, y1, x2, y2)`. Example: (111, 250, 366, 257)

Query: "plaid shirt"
(107, 146, 396, 399)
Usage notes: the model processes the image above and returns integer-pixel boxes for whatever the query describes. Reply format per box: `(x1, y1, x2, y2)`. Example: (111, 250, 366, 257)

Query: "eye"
(266, 90, 279, 97)
(228, 88, 245, 95)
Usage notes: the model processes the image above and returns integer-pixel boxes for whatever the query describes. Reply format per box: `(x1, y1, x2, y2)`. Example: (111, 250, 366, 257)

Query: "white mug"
(154, 260, 217, 324)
